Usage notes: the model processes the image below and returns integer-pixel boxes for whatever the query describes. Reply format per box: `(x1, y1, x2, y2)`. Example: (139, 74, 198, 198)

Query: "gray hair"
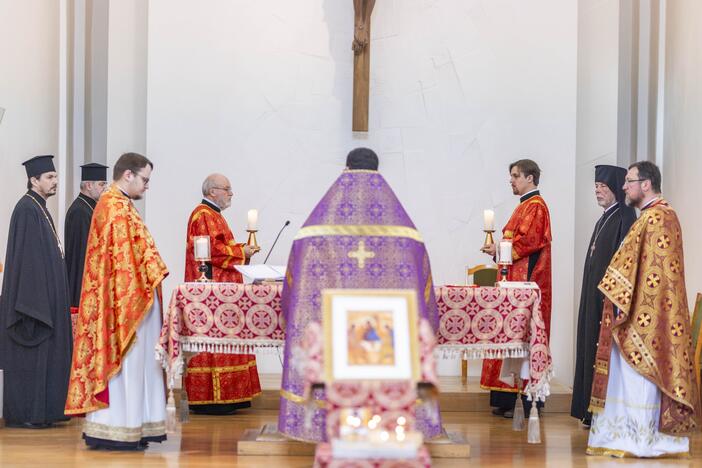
(80, 181, 89, 191)
(202, 176, 217, 197)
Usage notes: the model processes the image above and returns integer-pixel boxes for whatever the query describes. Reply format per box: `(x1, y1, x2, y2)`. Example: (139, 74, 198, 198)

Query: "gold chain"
(24, 194, 65, 258)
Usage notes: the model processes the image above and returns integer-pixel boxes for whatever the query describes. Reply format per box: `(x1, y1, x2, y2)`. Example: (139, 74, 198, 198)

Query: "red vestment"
(183, 201, 261, 407)
(65, 185, 169, 414)
(480, 192, 552, 392)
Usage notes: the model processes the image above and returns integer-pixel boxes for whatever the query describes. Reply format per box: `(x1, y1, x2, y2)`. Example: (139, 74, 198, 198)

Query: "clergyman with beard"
(0, 155, 73, 428)
(181, 173, 261, 415)
(587, 161, 700, 456)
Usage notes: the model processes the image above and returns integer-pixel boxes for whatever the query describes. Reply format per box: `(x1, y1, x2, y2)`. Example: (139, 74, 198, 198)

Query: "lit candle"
(247, 209, 258, 231)
(194, 236, 210, 260)
(380, 431, 389, 442)
(396, 416, 406, 427)
(499, 241, 512, 264)
(483, 209, 495, 231)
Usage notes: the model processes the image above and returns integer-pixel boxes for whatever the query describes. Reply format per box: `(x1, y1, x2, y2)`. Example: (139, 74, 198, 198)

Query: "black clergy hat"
(595, 164, 627, 204)
(22, 155, 56, 178)
(81, 163, 109, 181)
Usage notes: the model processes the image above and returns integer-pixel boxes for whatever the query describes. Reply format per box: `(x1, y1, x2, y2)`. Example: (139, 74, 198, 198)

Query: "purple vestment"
(278, 169, 441, 442)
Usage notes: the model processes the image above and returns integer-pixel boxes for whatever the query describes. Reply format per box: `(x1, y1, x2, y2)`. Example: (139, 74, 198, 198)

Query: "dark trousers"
(490, 390, 544, 412)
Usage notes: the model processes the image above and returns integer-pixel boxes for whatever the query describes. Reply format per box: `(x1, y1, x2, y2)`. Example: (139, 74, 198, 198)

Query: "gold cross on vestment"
(348, 240, 375, 268)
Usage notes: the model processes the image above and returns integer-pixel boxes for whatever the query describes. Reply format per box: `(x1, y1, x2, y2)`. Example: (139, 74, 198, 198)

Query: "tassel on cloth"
(527, 402, 541, 444)
(166, 389, 177, 433)
(180, 388, 190, 423)
(512, 376, 524, 431)
(512, 401, 525, 431)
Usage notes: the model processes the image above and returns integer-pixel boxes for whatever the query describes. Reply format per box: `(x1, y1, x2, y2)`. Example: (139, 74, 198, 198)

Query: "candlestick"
(193, 236, 211, 282)
(497, 240, 513, 282)
(482, 229, 495, 251)
(246, 229, 260, 252)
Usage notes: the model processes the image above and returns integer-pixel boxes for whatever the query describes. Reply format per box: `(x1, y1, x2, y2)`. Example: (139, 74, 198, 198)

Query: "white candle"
(499, 241, 512, 264)
(194, 237, 210, 260)
(247, 209, 258, 231)
(483, 209, 495, 231)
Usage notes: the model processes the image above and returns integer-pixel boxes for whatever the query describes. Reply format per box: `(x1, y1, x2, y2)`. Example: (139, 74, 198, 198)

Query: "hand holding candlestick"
(481, 209, 496, 253)
(246, 209, 261, 254)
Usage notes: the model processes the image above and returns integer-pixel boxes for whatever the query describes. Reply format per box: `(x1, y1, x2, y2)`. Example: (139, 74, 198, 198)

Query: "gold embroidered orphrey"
(590, 199, 700, 435)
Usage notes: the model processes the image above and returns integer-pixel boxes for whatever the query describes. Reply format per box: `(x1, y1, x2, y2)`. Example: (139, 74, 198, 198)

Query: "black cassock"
(0, 191, 73, 425)
(64, 193, 96, 307)
(570, 202, 636, 422)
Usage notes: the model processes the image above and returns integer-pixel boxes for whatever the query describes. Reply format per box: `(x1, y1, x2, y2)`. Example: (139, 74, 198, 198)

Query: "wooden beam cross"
(352, 0, 375, 132)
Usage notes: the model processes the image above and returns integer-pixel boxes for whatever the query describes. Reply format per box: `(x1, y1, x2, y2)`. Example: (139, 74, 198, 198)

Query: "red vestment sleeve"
(189, 210, 246, 271)
(508, 201, 551, 261)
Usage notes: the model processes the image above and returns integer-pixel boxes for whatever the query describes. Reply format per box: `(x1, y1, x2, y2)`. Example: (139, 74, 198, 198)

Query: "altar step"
(247, 374, 572, 413)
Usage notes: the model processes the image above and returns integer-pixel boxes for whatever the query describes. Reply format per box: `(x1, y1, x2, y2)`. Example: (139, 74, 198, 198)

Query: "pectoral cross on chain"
(348, 240, 375, 268)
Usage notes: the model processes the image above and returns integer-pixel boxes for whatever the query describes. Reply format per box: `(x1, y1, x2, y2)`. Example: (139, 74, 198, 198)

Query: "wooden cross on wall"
(352, 0, 375, 132)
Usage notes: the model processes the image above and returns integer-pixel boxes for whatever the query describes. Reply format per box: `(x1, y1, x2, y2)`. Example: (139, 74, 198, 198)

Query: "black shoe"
(491, 407, 508, 416)
(503, 410, 514, 419)
(5, 421, 54, 429)
(581, 416, 591, 428)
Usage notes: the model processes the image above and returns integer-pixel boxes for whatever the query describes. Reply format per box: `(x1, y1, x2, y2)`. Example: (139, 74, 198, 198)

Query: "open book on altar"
(234, 264, 286, 284)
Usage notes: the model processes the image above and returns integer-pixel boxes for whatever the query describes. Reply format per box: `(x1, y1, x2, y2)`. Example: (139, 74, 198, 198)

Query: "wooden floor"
(251, 374, 574, 413)
(1, 409, 700, 467)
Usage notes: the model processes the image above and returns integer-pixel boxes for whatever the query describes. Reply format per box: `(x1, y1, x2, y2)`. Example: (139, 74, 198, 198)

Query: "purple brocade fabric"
(278, 170, 441, 442)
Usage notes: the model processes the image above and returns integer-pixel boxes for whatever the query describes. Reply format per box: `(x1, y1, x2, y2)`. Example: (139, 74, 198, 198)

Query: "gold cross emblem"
(629, 351, 642, 365)
(348, 240, 375, 269)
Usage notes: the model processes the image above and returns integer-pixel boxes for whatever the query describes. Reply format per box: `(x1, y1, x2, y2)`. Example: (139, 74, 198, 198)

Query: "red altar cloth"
(158, 283, 552, 400)
(313, 443, 431, 468)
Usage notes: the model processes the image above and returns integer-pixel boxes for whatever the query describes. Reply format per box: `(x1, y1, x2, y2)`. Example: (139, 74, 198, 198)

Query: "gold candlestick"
(246, 230, 261, 253)
(482, 229, 495, 250)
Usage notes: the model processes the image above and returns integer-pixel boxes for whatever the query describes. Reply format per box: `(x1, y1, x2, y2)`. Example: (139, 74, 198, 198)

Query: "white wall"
(0, 0, 60, 287)
(662, 0, 702, 311)
(572, 0, 620, 379)
(146, 0, 578, 380)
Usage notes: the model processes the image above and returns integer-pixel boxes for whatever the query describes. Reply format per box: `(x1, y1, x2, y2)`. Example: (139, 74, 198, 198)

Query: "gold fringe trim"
(479, 384, 520, 393)
(83, 420, 166, 442)
(188, 390, 262, 405)
(586, 446, 690, 459)
(187, 360, 257, 373)
(279, 388, 327, 408)
(295, 225, 423, 243)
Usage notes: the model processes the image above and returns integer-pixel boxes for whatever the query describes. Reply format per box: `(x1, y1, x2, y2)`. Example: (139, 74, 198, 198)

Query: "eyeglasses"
(136, 174, 150, 185)
(213, 186, 233, 194)
(624, 178, 646, 185)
